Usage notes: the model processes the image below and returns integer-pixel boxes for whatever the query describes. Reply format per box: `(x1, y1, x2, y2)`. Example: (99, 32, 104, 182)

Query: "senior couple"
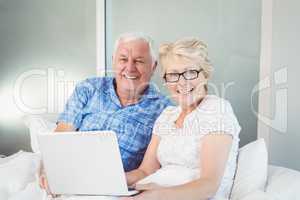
(40, 32, 241, 200)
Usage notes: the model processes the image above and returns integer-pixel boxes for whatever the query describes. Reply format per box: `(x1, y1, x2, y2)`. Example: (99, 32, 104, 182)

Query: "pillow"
(0, 151, 23, 165)
(0, 151, 41, 198)
(22, 115, 56, 153)
(239, 190, 272, 200)
(266, 165, 300, 199)
(230, 139, 268, 200)
(8, 182, 45, 200)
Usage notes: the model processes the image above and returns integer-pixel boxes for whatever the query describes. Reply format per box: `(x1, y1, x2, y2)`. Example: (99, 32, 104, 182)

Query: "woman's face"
(163, 56, 208, 109)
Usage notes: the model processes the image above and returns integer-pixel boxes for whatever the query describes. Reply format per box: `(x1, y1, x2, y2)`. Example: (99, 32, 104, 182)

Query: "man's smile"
(123, 73, 139, 80)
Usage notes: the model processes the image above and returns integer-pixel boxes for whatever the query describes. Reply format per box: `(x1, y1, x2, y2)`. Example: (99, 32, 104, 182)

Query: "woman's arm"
(130, 133, 233, 200)
(126, 134, 161, 186)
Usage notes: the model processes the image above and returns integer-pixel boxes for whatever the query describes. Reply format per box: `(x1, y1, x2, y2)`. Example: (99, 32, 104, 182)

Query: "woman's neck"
(181, 97, 204, 114)
(175, 96, 206, 128)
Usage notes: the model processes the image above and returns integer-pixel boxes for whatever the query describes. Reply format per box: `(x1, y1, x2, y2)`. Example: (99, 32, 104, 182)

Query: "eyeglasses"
(163, 69, 203, 83)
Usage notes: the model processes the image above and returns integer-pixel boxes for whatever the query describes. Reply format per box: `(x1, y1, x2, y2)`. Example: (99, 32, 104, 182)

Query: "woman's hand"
(120, 183, 164, 200)
(120, 190, 161, 200)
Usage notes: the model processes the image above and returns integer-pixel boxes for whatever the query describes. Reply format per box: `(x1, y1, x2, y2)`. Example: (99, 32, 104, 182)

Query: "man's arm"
(39, 122, 75, 194)
(126, 134, 161, 186)
(55, 79, 95, 131)
(39, 79, 95, 195)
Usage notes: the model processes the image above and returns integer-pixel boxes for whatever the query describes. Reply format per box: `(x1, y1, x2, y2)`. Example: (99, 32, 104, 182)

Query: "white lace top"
(152, 95, 241, 200)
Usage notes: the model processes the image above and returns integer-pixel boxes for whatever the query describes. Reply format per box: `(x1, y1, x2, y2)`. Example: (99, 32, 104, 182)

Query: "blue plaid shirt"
(58, 77, 172, 171)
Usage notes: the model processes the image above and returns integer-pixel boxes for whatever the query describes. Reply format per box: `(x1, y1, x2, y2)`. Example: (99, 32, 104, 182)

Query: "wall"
(106, 0, 262, 147)
(267, 0, 300, 170)
(0, 0, 96, 155)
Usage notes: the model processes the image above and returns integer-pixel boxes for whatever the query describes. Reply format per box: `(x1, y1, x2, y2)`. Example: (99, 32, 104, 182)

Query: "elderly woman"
(123, 38, 241, 200)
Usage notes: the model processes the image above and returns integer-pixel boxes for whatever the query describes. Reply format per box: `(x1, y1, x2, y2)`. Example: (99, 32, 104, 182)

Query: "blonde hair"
(159, 37, 213, 79)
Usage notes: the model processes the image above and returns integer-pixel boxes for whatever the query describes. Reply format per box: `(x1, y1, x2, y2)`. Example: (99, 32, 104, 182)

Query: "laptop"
(37, 131, 139, 196)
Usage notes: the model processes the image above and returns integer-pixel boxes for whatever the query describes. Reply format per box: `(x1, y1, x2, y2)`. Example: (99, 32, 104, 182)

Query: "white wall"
(262, 0, 300, 170)
(0, 0, 97, 155)
(106, 0, 262, 147)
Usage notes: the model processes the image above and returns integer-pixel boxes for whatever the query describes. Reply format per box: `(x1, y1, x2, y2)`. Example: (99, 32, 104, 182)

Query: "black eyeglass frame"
(163, 68, 204, 83)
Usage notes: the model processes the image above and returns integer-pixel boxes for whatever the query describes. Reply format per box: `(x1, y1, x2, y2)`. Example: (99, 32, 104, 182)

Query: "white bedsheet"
(0, 151, 119, 200)
(9, 181, 119, 200)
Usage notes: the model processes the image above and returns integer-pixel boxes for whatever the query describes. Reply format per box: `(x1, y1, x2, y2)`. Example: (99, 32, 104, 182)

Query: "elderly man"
(54, 33, 171, 171)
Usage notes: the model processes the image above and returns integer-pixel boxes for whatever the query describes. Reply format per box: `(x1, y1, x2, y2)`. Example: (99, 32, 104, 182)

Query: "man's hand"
(39, 167, 59, 198)
(38, 122, 74, 198)
(55, 122, 75, 132)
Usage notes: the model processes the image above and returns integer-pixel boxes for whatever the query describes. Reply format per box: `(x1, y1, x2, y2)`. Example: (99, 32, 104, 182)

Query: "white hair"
(113, 32, 156, 64)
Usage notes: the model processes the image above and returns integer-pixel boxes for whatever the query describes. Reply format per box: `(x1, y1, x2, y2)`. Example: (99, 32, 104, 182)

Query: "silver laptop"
(37, 131, 139, 196)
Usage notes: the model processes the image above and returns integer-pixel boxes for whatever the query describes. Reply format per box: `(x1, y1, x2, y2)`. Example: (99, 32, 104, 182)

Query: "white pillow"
(0, 151, 41, 198)
(8, 182, 45, 200)
(239, 190, 272, 200)
(22, 115, 56, 153)
(0, 151, 23, 165)
(230, 139, 268, 200)
(266, 165, 300, 199)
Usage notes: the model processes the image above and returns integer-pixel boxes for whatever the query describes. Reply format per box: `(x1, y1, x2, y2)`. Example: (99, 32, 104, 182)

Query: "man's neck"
(118, 91, 140, 106)
(115, 85, 147, 107)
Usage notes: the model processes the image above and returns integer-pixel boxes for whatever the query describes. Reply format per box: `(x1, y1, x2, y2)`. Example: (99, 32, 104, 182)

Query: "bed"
(0, 115, 299, 200)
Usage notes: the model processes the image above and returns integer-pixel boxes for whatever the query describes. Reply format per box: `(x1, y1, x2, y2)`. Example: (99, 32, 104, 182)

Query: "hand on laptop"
(39, 166, 60, 198)
(120, 183, 164, 200)
(39, 172, 55, 197)
(119, 188, 161, 200)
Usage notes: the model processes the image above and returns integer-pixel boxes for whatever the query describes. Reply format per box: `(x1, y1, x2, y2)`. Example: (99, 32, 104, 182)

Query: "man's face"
(113, 39, 156, 95)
